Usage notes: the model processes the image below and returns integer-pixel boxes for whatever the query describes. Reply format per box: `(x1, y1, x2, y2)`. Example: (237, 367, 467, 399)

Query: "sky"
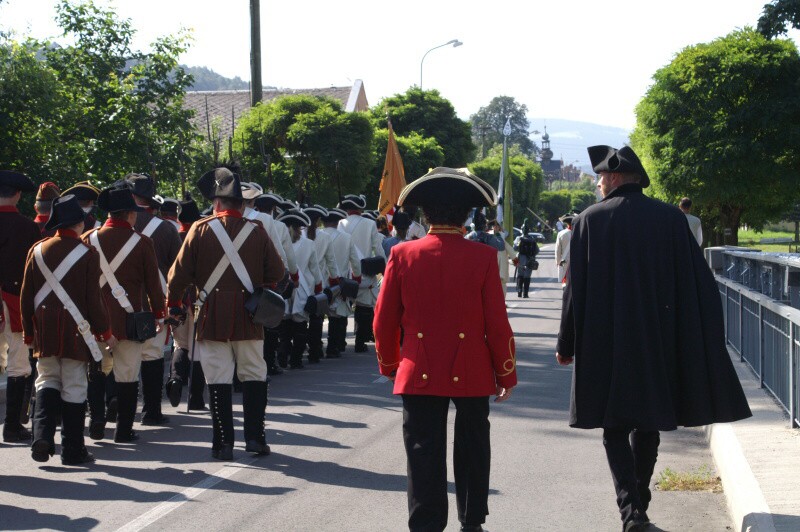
(2, 0, 799, 135)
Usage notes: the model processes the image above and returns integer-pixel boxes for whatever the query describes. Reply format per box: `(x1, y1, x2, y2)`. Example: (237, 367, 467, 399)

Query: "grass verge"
(655, 465, 722, 493)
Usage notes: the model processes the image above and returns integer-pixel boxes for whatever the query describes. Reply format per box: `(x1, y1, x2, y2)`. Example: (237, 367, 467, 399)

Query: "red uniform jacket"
(374, 230, 517, 396)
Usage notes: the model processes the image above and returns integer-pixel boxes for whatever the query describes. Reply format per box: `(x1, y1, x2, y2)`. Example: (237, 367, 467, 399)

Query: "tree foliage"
(369, 87, 475, 167)
(0, 0, 197, 195)
(631, 28, 800, 245)
(758, 0, 800, 37)
(538, 191, 573, 223)
(470, 96, 537, 159)
(235, 95, 374, 206)
(468, 153, 543, 224)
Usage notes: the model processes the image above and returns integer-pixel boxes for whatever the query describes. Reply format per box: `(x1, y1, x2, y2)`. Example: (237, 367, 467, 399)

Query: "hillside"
(184, 65, 249, 91)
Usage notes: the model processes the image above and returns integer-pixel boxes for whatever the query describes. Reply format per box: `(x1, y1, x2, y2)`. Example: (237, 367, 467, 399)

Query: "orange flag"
(377, 120, 406, 222)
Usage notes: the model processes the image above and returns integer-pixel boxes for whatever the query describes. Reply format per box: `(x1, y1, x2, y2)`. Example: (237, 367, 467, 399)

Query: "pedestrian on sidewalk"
(678, 197, 703, 247)
(375, 167, 517, 532)
(556, 145, 751, 532)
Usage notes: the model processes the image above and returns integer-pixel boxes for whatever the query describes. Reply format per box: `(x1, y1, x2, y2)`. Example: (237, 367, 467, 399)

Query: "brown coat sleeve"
(84, 247, 110, 336)
(19, 246, 36, 340)
(140, 236, 166, 316)
(167, 222, 198, 305)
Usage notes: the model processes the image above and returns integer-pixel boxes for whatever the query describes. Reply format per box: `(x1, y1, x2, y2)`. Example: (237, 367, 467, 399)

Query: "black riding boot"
(242, 380, 270, 455)
(277, 319, 292, 368)
(3, 376, 32, 442)
(307, 314, 324, 363)
(166, 347, 188, 407)
(354, 305, 373, 352)
(61, 401, 94, 465)
(105, 370, 118, 423)
(30, 387, 61, 462)
(264, 325, 283, 375)
(289, 320, 308, 369)
(208, 384, 234, 460)
(20, 351, 36, 424)
(114, 382, 140, 443)
(141, 359, 169, 425)
(187, 362, 208, 411)
(523, 278, 531, 298)
(326, 317, 344, 357)
(87, 369, 107, 440)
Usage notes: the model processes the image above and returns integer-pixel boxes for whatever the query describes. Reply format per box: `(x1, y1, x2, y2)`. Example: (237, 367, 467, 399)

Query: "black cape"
(557, 184, 751, 431)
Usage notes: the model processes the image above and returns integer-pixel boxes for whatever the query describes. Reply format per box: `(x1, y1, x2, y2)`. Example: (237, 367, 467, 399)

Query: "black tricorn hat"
(398, 167, 497, 209)
(277, 208, 312, 228)
(391, 211, 412, 230)
(254, 192, 282, 213)
(0, 170, 36, 193)
(155, 195, 180, 216)
(361, 210, 377, 221)
(61, 180, 100, 202)
(303, 204, 328, 220)
(338, 194, 367, 210)
(125, 173, 156, 199)
(45, 194, 87, 231)
(197, 168, 242, 201)
(559, 211, 579, 225)
(97, 181, 145, 213)
(178, 193, 201, 224)
(323, 207, 347, 223)
(588, 145, 650, 188)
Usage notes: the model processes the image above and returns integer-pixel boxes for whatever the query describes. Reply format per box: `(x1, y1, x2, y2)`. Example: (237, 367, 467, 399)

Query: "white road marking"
(115, 456, 258, 532)
(373, 376, 389, 383)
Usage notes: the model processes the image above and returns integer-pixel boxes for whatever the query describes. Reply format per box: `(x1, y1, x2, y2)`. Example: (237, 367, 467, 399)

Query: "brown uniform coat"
(135, 209, 181, 278)
(167, 212, 284, 342)
(81, 221, 166, 340)
(0, 206, 42, 331)
(20, 231, 111, 360)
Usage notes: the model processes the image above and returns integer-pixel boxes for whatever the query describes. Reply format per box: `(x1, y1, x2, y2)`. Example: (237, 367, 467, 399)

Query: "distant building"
(538, 127, 563, 187)
(183, 79, 369, 139)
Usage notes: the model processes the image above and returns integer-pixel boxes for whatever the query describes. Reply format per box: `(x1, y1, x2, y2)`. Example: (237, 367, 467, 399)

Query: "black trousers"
(402, 395, 490, 532)
(602, 428, 660, 525)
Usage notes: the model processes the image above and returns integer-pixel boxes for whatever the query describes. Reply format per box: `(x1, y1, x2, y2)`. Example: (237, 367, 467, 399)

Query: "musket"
(334, 159, 342, 200)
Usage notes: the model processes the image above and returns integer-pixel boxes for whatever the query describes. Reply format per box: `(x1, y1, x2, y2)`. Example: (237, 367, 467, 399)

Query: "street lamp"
(420, 39, 463, 90)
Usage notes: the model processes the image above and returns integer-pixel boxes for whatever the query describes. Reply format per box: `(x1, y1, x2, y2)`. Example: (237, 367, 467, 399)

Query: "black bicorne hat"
(587, 145, 650, 188)
(178, 193, 202, 224)
(398, 167, 497, 209)
(0, 170, 36, 193)
(44, 194, 88, 231)
(338, 194, 367, 210)
(61, 180, 100, 202)
(277, 208, 311, 227)
(97, 181, 145, 213)
(197, 168, 243, 201)
(125, 173, 156, 199)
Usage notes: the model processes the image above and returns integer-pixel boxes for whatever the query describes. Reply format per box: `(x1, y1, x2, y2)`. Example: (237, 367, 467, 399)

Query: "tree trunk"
(720, 205, 741, 247)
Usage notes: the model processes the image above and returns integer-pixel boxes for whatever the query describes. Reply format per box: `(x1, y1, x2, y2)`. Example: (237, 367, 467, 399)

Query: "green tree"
(470, 96, 537, 159)
(235, 94, 374, 206)
(468, 153, 543, 224)
(538, 190, 572, 223)
(758, 0, 800, 37)
(569, 190, 597, 212)
(369, 87, 475, 167)
(631, 28, 800, 245)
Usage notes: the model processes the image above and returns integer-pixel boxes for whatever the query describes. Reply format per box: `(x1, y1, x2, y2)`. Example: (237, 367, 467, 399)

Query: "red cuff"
(314, 283, 322, 294)
(353, 275, 362, 284)
(24, 335, 33, 345)
(153, 309, 166, 320)
(167, 299, 184, 308)
(328, 277, 339, 286)
(290, 271, 299, 283)
(95, 328, 113, 342)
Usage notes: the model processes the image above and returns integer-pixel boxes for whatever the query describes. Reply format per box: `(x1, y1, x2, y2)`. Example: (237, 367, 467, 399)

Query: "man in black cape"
(556, 145, 751, 532)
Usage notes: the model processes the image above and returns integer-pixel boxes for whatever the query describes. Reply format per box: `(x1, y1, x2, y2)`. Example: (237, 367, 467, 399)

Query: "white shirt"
(555, 228, 572, 283)
(338, 214, 385, 306)
(308, 228, 338, 285)
(288, 236, 321, 319)
(684, 212, 703, 246)
(320, 226, 362, 317)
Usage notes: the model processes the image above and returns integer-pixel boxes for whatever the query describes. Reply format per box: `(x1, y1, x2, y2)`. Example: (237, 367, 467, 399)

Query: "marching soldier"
(33, 182, 62, 237)
(20, 194, 117, 464)
(126, 173, 181, 426)
(302, 205, 338, 363)
(61, 181, 102, 232)
(1, 170, 41, 443)
(555, 212, 575, 288)
(337, 194, 386, 353)
(155, 195, 182, 232)
(166, 193, 207, 410)
(82, 182, 166, 443)
(252, 191, 299, 375)
(167, 168, 284, 460)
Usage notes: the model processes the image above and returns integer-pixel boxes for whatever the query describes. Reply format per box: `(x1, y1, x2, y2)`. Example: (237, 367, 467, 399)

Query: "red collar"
(34, 214, 49, 223)
(56, 229, 79, 239)
(180, 222, 192, 233)
(104, 219, 132, 229)
(346, 210, 361, 216)
(215, 209, 242, 218)
(0, 205, 19, 213)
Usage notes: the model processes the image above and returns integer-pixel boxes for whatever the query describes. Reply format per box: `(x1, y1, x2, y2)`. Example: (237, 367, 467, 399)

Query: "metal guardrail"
(716, 268, 800, 428)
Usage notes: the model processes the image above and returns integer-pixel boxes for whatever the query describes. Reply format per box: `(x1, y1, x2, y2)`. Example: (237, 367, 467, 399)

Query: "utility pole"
(250, 0, 262, 107)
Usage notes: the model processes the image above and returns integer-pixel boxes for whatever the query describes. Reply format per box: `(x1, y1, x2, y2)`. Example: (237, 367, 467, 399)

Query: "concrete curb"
(705, 423, 776, 532)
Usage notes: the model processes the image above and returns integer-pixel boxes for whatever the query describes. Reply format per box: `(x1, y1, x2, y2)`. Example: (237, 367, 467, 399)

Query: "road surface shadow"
(0, 505, 99, 531)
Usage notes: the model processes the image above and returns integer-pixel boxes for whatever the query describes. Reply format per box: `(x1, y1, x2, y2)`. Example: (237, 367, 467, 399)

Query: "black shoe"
(61, 447, 96, 466)
(31, 439, 55, 463)
(307, 357, 321, 364)
(354, 344, 368, 353)
(212, 443, 233, 460)
(166, 377, 183, 408)
(267, 365, 284, 376)
(245, 440, 271, 455)
(289, 363, 304, 369)
(89, 420, 106, 441)
(3, 425, 32, 442)
(114, 429, 140, 443)
(325, 351, 341, 359)
(105, 397, 118, 423)
(624, 511, 651, 532)
(140, 413, 170, 426)
(460, 525, 483, 532)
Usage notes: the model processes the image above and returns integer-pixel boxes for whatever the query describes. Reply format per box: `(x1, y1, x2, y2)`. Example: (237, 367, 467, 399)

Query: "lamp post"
(420, 39, 463, 90)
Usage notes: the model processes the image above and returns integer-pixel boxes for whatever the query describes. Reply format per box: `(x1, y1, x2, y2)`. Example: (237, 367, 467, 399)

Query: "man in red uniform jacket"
(374, 167, 517, 532)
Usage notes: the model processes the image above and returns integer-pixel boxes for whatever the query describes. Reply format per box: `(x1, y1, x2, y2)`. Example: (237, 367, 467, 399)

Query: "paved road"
(0, 245, 731, 531)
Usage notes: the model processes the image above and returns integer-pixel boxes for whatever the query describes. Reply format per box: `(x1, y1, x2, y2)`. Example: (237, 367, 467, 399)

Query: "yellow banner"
(377, 121, 406, 216)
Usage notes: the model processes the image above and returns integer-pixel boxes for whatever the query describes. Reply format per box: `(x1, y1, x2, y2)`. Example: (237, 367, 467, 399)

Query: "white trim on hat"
(398, 167, 497, 207)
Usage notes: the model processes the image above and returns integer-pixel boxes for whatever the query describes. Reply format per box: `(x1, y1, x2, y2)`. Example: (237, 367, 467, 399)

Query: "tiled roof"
(184, 83, 365, 139)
